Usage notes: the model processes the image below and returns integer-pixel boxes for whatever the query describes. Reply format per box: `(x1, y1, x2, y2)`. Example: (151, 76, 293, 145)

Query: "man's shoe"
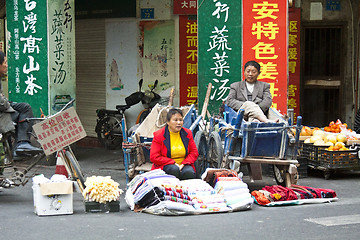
(15, 142, 43, 155)
(0, 178, 14, 188)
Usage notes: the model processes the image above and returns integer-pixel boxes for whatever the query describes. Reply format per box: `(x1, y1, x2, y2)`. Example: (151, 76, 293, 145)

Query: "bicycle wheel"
(96, 116, 123, 150)
(207, 131, 223, 168)
(64, 148, 86, 191)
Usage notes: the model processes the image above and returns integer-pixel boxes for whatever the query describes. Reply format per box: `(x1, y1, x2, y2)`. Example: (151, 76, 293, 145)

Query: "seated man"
(0, 50, 42, 159)
(225, 60, 273, 123)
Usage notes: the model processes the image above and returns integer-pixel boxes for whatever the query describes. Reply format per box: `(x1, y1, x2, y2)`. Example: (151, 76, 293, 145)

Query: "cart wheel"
(96, 116, 123, 150)
(273, 165, 287, 187)
(207, 131, 223, 169)
(194, 131, 208, 178)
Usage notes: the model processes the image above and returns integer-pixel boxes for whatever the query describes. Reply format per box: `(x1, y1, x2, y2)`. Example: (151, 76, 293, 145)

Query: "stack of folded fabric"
(251, 184, 337, 206)
(214, 177, 254, 210)
(180, 179, 230, 213)
(126, 170, 195, 212)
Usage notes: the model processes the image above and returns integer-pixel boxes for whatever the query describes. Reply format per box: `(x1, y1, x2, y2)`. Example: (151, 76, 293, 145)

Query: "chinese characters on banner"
(173, 0, 197, 15)
(32, 107, 87, 155)
(6, 0, 76, 116)
(198, 1, 242, 114)
(179, 15, 198, 105)
(7, 0, 49, 116)
(48, 0, 76, 114)
(243, 0, 288, 114)
(288, 8, 301, 124)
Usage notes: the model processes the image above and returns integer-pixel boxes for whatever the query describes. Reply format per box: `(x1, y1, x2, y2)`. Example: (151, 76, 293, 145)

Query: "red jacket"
(150, 126, 199, 171)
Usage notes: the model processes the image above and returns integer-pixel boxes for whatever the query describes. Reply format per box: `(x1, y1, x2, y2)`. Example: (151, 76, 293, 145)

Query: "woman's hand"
(175, 163, 184, 171)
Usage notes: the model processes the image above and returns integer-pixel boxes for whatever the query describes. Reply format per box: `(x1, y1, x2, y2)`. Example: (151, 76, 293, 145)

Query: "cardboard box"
(33, 181, 73, 216)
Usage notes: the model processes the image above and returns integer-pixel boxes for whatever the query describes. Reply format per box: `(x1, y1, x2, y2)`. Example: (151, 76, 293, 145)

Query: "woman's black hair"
(244, 60, 261, 73)
(0, 51, 5, 65)
(166, 108, 183, 121)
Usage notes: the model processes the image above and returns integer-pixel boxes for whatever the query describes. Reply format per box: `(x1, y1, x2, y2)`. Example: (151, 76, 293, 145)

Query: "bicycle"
(0, 99, 86, 192)
(95, 79, 163, 150)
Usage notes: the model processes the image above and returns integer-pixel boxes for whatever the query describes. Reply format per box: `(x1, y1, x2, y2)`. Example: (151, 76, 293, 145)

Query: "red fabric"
(262, 185, 298, 202)
(150, 126, 199, 171)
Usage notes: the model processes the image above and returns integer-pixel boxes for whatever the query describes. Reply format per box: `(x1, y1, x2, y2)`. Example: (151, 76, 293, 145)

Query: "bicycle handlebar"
(21, 98, 76, 123)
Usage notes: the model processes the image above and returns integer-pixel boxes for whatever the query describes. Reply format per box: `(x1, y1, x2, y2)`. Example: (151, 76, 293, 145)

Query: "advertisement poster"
(198, 0, 242, 114)
(179, 15, 198, 105)
(243, 0, 288, 114)
(288, 7, 301, 124)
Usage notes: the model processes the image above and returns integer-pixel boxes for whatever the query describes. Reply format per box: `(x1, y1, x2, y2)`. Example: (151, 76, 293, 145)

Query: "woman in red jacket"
(150, 108, 199, 180)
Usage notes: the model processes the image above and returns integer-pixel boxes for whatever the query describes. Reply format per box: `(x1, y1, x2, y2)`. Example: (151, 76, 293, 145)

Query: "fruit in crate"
(300, 126, 312, 136)
(326, 142, 348, 151)
(336, 133, 347, 143)
(324, 119, 352, 133)
(324, 134, 337, 144)
(312, 129, 326, 140)
(310, 135, 323, 143)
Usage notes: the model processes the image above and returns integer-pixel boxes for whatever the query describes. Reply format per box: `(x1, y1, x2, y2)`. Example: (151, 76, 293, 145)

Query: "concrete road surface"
(1, 146, 360, 240)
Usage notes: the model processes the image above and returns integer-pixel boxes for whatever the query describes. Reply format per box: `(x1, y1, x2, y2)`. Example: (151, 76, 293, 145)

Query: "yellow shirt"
(169, 130, 186, 165)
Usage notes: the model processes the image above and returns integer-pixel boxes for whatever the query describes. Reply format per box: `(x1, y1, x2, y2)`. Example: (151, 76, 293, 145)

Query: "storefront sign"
(198, 0, 242, 114)
(6, 0, 76, 116)
(179, 15, 198, 105)
(7, 0, 49, 116)
(32, 107, 86, 155)
(173, 0, 197, 15)
(48, 0, 76, 114)
(288, 8, 301, 124)
(243, 0, 288, 114)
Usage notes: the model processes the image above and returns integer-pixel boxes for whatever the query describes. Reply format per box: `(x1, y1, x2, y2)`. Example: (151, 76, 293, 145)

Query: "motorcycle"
(95, 79, 161, 150)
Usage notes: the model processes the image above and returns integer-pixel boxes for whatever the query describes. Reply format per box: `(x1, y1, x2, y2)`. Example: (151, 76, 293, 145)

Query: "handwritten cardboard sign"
(32, 107, 87, 156)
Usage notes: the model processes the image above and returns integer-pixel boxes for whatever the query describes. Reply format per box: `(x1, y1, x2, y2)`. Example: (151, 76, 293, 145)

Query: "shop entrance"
(301, 26, 344, 127)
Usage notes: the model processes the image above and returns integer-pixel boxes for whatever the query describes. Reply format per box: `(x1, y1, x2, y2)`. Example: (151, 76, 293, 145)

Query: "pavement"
(1, 145, 360, 240)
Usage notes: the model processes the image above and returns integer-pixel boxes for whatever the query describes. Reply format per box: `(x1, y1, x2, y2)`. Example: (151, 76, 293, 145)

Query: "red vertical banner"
(288, 8, 301, 124)
(243, 0, 288, 114)
(179, 15, 198, 105)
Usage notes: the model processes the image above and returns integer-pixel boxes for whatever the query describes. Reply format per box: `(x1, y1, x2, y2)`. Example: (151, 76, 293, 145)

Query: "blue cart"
(207, 105, 302, 187)
(121, 104, 207, 184)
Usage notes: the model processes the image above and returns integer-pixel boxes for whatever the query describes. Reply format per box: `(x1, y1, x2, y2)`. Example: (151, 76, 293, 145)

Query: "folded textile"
(251, 184, 337, 206)
(135, 187, 164, 208)
(214, 180, 249, 193)
(251, 191, 271, 205)
(222, 188, 250, 198)
(161, 189, 192, 201)
(228, 197, 254, 210)
(225, 193, 252, 206)
(263, 185, 298, 201)
(164, 196, 193, 205)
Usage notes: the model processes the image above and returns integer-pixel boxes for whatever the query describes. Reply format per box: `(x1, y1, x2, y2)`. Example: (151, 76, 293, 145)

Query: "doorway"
(301, 26, 344, 127)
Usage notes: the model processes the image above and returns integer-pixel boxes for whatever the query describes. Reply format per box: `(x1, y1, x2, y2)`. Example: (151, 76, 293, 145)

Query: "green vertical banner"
(7, 0, 49, 116)
(48, 0, 76, 114)
(6, 0, 76, 116)
(198, 0, 242, 115)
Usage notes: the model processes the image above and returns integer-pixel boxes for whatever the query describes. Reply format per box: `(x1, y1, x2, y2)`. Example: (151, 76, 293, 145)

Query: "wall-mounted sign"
(179, 15, 198, 105)
(198, 0, 242, 114)
(243, 0, 288, 114)
(173, 0, 197, 15)
(141, 8, 155, 19)
(326, 0, 341, 11)
(6, 0, 76, 116)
